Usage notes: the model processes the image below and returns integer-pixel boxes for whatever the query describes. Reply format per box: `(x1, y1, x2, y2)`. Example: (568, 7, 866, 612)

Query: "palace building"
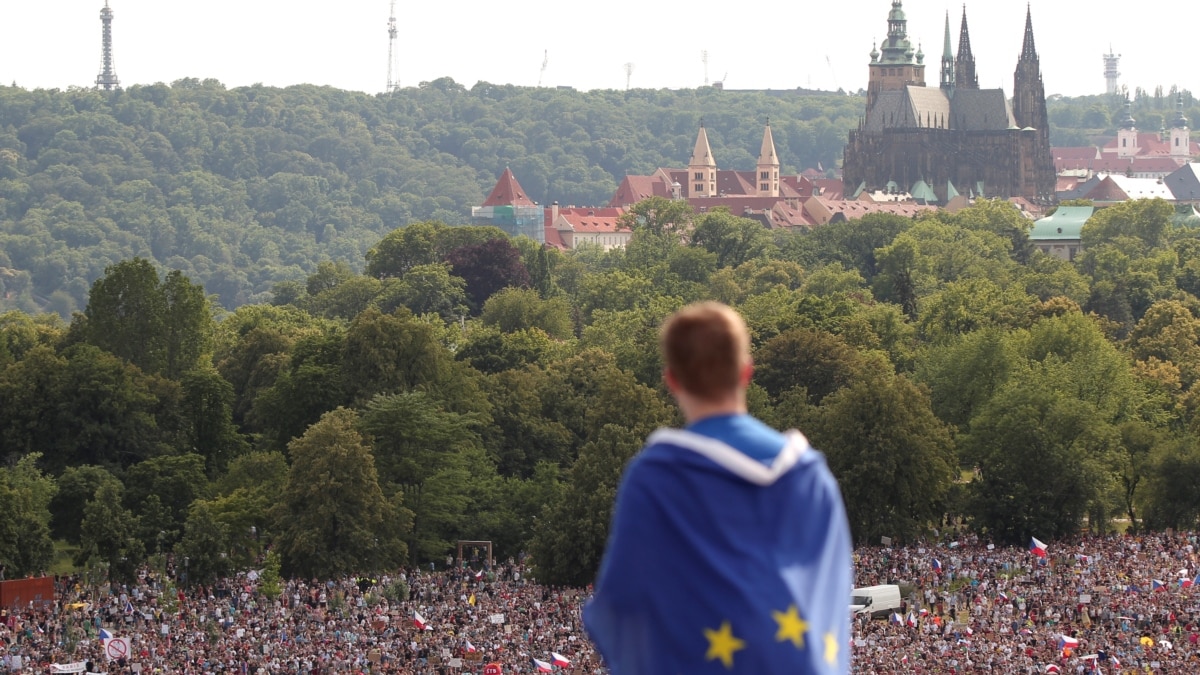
(842, 2, 1056, 205)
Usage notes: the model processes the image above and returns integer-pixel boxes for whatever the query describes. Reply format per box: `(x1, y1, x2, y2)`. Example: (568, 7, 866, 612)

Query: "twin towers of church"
(687, 122, 781, 198)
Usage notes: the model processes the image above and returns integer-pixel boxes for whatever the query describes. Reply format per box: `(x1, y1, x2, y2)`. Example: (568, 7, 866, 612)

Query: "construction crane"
(386, 0, 399, 94)
(702, 50, 709, 86)
(539, 50, 549, 87)
(624, 63, 634, 90)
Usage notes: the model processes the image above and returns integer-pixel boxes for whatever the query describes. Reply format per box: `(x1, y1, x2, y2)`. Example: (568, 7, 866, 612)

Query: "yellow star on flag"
(704, 621, 745, 669)
(772, 605, 809, 649)
(823, 632, 839, 665)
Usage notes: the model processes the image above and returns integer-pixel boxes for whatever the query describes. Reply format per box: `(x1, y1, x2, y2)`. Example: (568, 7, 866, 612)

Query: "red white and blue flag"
(532, 658, 553, 672)
(465, 640, 476, 653)
(932, 558, 943, 572)
(1030, 537, 1048, 558)
(1152, 579, 1167, 592)
(551, 652, 571, 667)
(1058, 635, 1079, 650)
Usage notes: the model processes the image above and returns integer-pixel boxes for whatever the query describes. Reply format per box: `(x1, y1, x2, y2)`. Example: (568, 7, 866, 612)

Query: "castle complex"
(842, 2, 1056, 205)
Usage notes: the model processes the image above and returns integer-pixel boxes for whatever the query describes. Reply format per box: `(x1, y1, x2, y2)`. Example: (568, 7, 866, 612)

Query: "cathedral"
(842, 2, 1057, 205)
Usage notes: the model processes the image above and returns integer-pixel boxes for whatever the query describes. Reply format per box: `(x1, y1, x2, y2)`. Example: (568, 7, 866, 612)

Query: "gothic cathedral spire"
(1012, 5, 1054, 202)
(955, 6, 978, 90)
(940, 12, 955, 92)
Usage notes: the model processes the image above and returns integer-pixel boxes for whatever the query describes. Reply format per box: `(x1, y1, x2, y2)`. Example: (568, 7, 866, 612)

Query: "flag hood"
(584, 426, 852, 674)
(642, 428, 812, 486)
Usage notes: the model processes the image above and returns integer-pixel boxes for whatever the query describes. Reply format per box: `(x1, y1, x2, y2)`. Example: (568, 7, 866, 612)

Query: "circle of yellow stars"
(703, 605, 839, 669)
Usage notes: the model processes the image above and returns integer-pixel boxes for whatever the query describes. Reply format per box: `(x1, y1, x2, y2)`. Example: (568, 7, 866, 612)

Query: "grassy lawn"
(50, 540, 80, 576)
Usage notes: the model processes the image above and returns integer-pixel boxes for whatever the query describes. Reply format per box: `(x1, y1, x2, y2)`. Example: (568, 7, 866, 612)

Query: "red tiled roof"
(1056, 176, 1082, 192)
(554, 207, 628, 234)
(482, 168, 536, 207)
(1099, 133, 1199, 157)
(809, 197, 936, 224)
(1082, 176, 1129, 202)
(812, 179, 844, 200)
(1052, 147, 1100, 161)
(543, 224, 567, 250)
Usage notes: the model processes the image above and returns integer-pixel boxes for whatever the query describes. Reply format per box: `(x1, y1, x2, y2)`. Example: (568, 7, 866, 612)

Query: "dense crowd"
(853, 532, 1200, 673)
(0, 561, 601, 674)
(3, 533, 1200, 673)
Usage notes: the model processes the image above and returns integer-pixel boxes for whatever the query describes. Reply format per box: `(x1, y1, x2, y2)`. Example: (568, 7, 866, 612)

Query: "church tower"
(867, 1, 925, 108)
(1171, 93, 1191, 163)
(756, 121, 780, 197)
(688, 122, 717, 198)
(1011, 6, 1055, 203)
(940, 12, 955, 92)
(955, 8, 978, 90)
(1117, 97, 1139, 159)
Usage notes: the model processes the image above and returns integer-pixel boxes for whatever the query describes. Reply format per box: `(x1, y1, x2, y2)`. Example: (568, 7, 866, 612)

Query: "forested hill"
(0, 78, 1190, 314)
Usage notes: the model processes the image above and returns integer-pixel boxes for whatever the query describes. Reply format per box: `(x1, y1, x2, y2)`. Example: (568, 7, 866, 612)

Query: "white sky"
(0, 1, 1190, 99)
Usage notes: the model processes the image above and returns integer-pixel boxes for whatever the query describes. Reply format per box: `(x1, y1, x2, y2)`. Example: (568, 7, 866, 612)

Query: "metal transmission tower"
(624, 62, 634, 90)
(701, 50, 709, 86)
(1103, 48, 1121, 95)
(386, 0, 400, 93)
(95, 1, 120, 90)
(539, 50, 548, 87)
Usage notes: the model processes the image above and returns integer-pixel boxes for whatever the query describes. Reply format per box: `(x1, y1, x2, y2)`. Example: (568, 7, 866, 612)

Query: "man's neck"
(678, 396, 747, 425)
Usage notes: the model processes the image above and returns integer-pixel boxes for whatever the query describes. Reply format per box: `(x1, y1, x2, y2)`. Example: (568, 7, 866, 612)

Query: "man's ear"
(740, 361, 754, 387)
(663, 368, 678, 392)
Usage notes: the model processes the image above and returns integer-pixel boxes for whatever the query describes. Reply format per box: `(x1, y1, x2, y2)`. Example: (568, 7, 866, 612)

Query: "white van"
(850, 584, 903, 618)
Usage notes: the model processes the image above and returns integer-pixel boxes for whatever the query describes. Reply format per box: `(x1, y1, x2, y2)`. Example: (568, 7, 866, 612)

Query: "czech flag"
(532, 658, 553, 672)
(906, 612, 917, 627)
(1181, 578, 1193, 589)
(1030, 537, 1048, 558)
(932, 558, 943, 572)
(997, 590, 1009, 603)
(551, 652, 571, 667)
(465, 640, 477, 653)
(1152, 579, 1167, 592)
(475, 569, 484, 579)
(1058, 635, 1079, 650)
(99, 628, 113, 640)
(413, 611, 432, 630)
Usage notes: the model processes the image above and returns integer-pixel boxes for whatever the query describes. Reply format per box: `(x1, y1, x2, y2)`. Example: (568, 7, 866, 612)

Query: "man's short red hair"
(660, 302, 750, 401)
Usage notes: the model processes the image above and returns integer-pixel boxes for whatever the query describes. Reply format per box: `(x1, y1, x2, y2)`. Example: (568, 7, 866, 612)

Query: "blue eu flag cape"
(584, 428, 852, 674)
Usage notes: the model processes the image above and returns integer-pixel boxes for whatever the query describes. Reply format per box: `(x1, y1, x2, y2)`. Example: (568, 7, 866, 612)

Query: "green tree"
(0, 455, 56, 576)
(50, 465, 122, 544)
(276, 408, 407, 576)
(359, 392, 486, 559)
(531, 424, 642, 586)
(753, 328, 869, 404)
(80, 258, 168, 375)
(174, 500, 232, 585)
(77, 482, 144, 581)
(801, 373, 957, 543)
(480, 287, 573, 339)
(689, 210, 776, 269)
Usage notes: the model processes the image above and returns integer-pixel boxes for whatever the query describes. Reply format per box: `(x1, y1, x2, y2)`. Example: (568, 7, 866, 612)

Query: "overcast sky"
(0, 1, 1189, 99)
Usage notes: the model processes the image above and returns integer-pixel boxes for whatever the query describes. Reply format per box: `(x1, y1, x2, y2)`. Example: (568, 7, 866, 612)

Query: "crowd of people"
(2, 532, 1200, 673)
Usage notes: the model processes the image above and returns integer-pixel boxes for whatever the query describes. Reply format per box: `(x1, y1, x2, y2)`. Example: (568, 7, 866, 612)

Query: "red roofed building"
(472, 168, 545, 242)
(548, 205, 631, 250)
(1100, 95, 1197, 165)
(607, 123, 828, 230)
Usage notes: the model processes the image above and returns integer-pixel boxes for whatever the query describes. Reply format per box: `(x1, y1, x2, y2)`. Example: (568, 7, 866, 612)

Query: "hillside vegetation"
(1, 80, 1194, 314)
(5, 197, 1200, 585)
